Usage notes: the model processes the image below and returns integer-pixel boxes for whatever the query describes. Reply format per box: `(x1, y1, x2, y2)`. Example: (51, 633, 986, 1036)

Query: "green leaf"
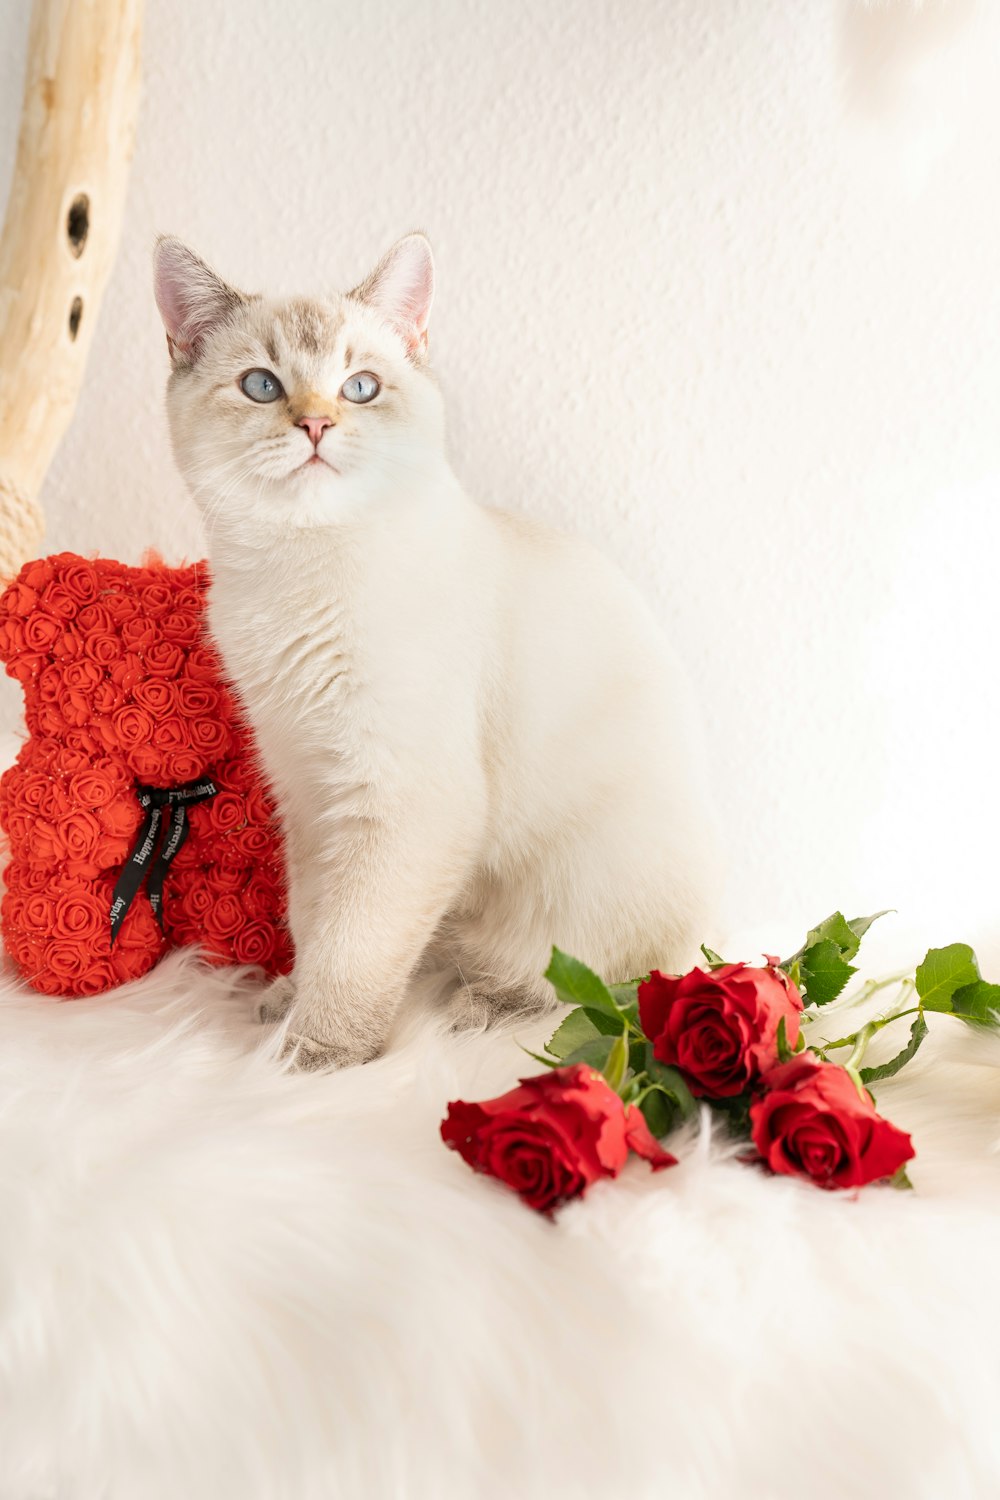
(519, 1047, 562, 1070)
(915, 944, 980, 1013)
(890, 1165, 914, 1191)
(638, 1089, 675, 1138)
(646, 1058, 697, 1121)
(799, 938, 856, 1007)
(859, 1014, 929, 1084)
(951, 980, 1000, 1025)
(609, 982, 640, 1009)
(784, 909, 891, 974)
(804, 912, 862, 960)
(560, 1036, 617, 1072)
(846, 910, 892, 949)
(699, 944, 727, 969)
(776, 1015, 794, 1062)
(544, 948, 621, 1019)
(602, 1030, 630, 1092)
(545, 1006, 620, 1060)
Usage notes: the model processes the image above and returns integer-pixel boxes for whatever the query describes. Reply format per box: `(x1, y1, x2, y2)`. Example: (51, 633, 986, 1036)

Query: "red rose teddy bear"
(0, 551, 292, 996)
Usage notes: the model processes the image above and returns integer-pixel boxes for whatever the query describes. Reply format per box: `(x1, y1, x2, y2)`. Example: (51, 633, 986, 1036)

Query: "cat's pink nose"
(298, 415, 334, 447)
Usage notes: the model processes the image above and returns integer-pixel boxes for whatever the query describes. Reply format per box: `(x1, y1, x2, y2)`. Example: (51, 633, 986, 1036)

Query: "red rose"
(117, 898, 162, 950)
(22, 612, 60, 651)
(46, 940, 98, 985)
(173, 585, 204, 613)
(36, 702, 67, 737)
(55, 624, 83, 658)
(233, 825, 273, 859)
(750, 1055, 915, 1190)
(39, 582, 79, 620)
(38, 665, 63, 703)
(181, 884, 214, 920)
(152, 716, 191, 753)
(183, 646, 222, 682)
(205, 864, 250, 892)
(121, 616, 159, 652)
(203, 792, 245, 834)
(76, 603, 115, 635)
(204, 892, 246, 938)
(160, 610, 201, 646)
(240, 873, 284, 920)
(143, 640, 184, 678)
(63, 658, 103, 692)
(232, 922, 275, 966)
(15, 772, 49, 812)
(63, 728, 101, 760)
(2, 581, 38, 616)
(110, 653, 145, 693)
(7, 652, 45, 684)
(101, 591, 139, 624)
(188, 716, 229, 757)
(638, 963, 804, 1098)
(132, 679, 177, 716)
(53, 890, 107, 944)
(21, 892, 55, 933)
(441, 1064, 676, 1215)
(92, 680, 124, 715)
(175, 681, 220, 718)
(0, 618, 26, 657)
(165, 749, 205, 782)
(112, 703, 156, 748)
(130, 745, 167, 782)
(55, 809, 102, 863)
(20, 560, 53, 591)
(69, 769, 116, 809)
(59, 689, 93, 728)
(139, 582, 173, 617)
(84, 632, 122, 668)
(100, 794, 141, 839)
(56, 558, 99, 605)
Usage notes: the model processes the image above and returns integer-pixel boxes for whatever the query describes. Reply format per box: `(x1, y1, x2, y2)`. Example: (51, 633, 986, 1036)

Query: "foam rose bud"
(750, 1055, 915, 1190)
(638, 961, 804, 1098)
(441, 1064, 676, 1216)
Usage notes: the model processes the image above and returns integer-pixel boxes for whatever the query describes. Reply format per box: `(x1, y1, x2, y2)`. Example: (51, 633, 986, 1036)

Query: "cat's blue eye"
(240, 368, 284, 403)
(341, 372, 380, 405)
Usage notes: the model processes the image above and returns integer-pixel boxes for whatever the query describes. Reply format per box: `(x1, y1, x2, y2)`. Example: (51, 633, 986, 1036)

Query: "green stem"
(845, 1022, 877, 1072)
(817, 990, 921, 1055)
(817, 970, 912, 1019)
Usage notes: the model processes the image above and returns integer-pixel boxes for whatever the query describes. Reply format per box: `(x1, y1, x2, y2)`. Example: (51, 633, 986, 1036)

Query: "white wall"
(2, 0, 999, 964)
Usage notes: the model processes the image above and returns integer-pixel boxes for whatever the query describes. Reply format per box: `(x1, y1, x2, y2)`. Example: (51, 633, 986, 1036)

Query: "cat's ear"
(352, 233, 434, 356)
(153, 237, 243, 363)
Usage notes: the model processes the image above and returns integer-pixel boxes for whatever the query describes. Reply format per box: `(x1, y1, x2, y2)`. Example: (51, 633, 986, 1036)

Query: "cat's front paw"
(255, 973, 295, 1025)
(280, 1029, 380, 1072)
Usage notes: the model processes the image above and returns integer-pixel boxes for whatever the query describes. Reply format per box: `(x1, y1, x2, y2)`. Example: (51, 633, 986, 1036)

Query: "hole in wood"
(67, 194, 90, 258)
(68, 297, 83, 340)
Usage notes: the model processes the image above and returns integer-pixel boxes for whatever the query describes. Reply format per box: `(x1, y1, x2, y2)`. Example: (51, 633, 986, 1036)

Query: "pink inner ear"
(154, 240, 232, 355)
(366, 237, 434, 347)
(154, 246, 195, 349)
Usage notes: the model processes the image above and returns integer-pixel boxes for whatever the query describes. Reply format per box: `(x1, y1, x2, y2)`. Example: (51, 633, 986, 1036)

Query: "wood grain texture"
(0, 0, 142, 578)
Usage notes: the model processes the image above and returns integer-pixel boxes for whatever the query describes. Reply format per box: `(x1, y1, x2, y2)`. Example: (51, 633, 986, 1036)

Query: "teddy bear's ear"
(153, 237, 244, 362)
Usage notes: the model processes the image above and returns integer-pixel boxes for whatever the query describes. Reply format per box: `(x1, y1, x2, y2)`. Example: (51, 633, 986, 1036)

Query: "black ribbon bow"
(109, 779, 219, 945)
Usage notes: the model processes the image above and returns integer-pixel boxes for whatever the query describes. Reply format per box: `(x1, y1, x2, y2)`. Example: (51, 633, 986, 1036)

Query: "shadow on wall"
(840, 0, 975, 117)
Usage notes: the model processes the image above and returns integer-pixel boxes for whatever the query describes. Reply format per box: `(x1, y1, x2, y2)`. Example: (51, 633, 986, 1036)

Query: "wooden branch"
(0, 0, 143, 579)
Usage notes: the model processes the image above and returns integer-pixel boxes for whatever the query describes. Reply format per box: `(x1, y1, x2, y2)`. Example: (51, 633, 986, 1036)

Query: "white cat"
(154, 233, 717, 1069)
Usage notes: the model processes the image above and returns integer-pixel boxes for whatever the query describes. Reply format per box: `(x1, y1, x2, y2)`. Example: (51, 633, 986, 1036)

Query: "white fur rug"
(1, 948, 999, 1500)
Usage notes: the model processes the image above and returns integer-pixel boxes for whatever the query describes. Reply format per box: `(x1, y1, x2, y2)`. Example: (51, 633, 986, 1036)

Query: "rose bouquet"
(442, 911, 1000, 1214)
